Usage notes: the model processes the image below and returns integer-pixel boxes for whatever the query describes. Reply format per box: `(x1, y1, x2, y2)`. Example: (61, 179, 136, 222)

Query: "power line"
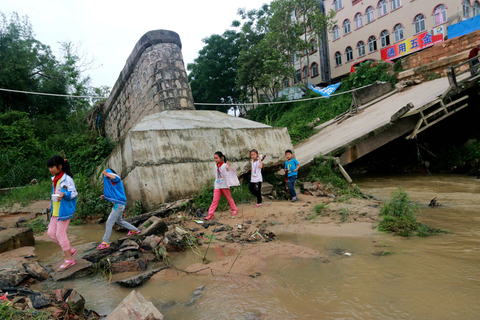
(193, 82, 383, 107)
(0, 88, 108, 99)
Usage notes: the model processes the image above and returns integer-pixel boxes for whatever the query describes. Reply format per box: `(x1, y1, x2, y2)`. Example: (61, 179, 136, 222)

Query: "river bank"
(1, 174, 479, 319)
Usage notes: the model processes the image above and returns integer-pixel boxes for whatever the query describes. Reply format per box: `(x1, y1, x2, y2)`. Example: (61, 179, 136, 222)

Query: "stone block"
(0, 228, 35, 253)
(261, 183, 274, 195)
(23, 261, 51, 281)
(50, 259, 94, 281)
(138, 217, 167, 237)
(106, 290, 164, 319)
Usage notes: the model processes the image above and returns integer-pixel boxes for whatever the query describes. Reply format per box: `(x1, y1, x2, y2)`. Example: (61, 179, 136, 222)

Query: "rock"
(50, 259, 94, 281)
(66, 290, 85, 314)
(113, 267, 167, 288)
(94, 217, 105, 224)
(83, 246, 117, 263)
(138, 217, 167, 237)
(0, 228, 35, 254)
(261, 182, 274, 195)
(119, 239, 139, 251)
(1, 287, 52, 309)
(23, 261, 51, 281)
(110, 259, 147, 274)
(107, 290, 164, 320)
(142, 235, 162, 249)
(46, 306, 64, 318)
(303, 181, 318, 191)
(0, 266, 29, 286)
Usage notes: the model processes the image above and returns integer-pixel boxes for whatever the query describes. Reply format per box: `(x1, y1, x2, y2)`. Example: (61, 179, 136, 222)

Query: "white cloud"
(2, 0, 268, 90)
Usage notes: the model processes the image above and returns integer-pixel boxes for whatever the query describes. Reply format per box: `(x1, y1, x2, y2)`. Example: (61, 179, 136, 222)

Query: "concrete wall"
(101, 30, 195, 141)
(101, 110, 293, 210)
(398, 28, 480, 80)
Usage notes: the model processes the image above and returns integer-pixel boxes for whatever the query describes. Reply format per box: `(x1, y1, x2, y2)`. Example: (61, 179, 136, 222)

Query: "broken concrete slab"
(138, 216, 167, 237)
(0, 227, 35, 253)
(106, 290, 164, 320)
(23, 261, 51, 281)
(50, 259, 94, 281)
(113, 267, 167, 288)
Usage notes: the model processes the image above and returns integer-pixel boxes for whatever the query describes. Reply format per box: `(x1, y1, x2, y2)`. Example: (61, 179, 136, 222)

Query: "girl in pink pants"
(205, 151, 238, 220)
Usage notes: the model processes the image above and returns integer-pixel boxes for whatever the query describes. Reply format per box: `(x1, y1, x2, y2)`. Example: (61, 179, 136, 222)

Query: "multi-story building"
(324, 0, 480, 81)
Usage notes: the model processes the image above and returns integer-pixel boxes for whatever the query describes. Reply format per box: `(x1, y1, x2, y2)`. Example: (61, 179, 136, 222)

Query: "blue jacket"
(50, 174, 77, 221)
(103, 169, 127, 206)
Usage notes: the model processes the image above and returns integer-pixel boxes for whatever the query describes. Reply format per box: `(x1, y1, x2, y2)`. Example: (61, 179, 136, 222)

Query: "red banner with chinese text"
(380, 30, 444, 61)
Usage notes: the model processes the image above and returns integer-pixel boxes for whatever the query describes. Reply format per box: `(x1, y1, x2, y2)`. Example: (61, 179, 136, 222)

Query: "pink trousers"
(208, 188, 238, 215)
(47, 216, 71, 251)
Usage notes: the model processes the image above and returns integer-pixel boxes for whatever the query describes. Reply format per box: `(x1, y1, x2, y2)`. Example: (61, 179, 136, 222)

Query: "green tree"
(187, 30, 241, 113)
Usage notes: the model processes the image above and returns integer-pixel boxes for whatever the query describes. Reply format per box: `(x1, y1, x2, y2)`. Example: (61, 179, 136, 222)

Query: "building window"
(463, 0, 470, 18)
(357, 41, 365, 57)
(311, 63, 319, 76)
(474, 1, 480, 16)
(295, 69, 301, 84)
(414, 14, 426, 33)
(394, 24, 404, 42)
(333, 25, 340, 39)
(378, 0, 388, 16)
(380, 30, 390, 47)
(343, 19, 351, 34)
(283, 78, 289, 88)
(391, 0, 401, 10)
(366, 6, 375, 23)
(335, 51, 342, 66)
(334, 0, 343, 11)
(303, 66, 309, 79)
(346, 46, 353, 62)
(368, 36, 377, 52)
(434, 4, 447, 25)
(310, 39, 317, 52)
(355, 13, 363, 29)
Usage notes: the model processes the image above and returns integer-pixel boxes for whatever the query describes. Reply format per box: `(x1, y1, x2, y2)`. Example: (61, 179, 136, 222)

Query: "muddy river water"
(33, 174, 480, 319)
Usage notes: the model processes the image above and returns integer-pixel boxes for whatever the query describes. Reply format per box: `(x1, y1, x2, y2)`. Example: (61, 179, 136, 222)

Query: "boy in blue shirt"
(97, 169, 139, 250)
(284, 150, 300, 202)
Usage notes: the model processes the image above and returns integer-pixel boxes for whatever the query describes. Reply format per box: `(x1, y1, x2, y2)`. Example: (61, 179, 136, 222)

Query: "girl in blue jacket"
(47, 156, 78, 271)
(97, 169, 139, 250)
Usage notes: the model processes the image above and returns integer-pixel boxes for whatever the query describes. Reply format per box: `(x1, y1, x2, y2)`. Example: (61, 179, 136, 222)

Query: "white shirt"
(250, 160, 263, 183)
(214, 163, 229, 189)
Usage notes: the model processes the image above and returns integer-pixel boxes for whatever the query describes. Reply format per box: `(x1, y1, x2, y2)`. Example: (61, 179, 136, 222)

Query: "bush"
(27, 217, 48, 234)
(0, 180, 50, 208)
(378, 188, 447, 236)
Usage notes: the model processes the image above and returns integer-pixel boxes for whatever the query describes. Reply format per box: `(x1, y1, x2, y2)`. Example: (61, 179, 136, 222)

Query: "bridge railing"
(446, 54, 480, 88)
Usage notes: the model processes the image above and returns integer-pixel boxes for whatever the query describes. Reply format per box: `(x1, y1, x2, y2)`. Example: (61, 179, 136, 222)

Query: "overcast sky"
(3, 0, 269, 90)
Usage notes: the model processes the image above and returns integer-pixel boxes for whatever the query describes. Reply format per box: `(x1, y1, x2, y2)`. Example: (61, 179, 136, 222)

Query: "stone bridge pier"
(96, 30, 293, 210)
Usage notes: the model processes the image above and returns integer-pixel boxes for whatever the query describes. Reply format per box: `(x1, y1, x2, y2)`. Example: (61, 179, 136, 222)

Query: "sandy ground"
(157, 193, 382, 280)
(0, 200, 50, 227)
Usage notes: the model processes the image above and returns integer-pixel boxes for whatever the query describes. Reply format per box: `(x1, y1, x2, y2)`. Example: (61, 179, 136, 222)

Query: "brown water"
(33, 174, 480, 319)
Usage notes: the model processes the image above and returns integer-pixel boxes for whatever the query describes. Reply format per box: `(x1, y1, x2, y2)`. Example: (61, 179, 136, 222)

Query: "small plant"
(423, 72, 440, 81)
(339, 207, 350, 222)
(378, 188, 447, 237)
(26, 217, 48, 234)
(132, 200, 143, 216)
(71, 218, 83, 226)
(314, 203, 326, 214)
(144, 221, 153, 228)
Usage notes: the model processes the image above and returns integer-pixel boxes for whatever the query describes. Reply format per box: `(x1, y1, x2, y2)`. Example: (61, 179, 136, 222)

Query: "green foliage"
(378, 188, 447, 237)
(192, 181, 255, 212)
(0, 180, 50, 208)
(308, 155, 362, 197)
(0, 303, 50, 320)
(339, 207, 350, 222)
(144, 221, 153, 228)
(393, 59, 403, 72)
(75, 173, 112, 219)
(132, 200, 143, 216)
(341, 60, 396, 89)
(314, 203, 326, 214)
(27, 217, 48, 234)
(423, 72, 440, 81)
(188, 30, 241, 112)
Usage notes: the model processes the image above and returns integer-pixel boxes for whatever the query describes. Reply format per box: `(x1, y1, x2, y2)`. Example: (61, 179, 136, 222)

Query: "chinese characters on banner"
(380, 29, 444, 61)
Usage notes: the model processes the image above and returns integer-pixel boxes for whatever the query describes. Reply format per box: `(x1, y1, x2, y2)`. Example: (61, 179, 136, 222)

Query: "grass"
(0, 303, 50, 320)
(378, 188, 448, 237)
(308, 155, 364, 197)
(144, 221, 153, 228)
(0, 180, 50, 208)
(26, 217, 48, 234)
(339, 208, 350, 222)
(307, 203, 327, 220)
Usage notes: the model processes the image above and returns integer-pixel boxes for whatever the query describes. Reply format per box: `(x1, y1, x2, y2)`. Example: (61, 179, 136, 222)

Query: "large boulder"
(0, 228, 35, 253)
(107, 290, 164, 320)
